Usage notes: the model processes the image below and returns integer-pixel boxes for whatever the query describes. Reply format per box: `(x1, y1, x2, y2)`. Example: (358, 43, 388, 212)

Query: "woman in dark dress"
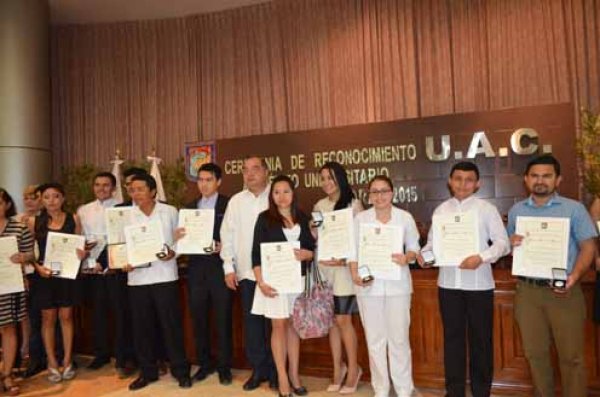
(27, 183, 84, 383)
(0, 188, 34, 395)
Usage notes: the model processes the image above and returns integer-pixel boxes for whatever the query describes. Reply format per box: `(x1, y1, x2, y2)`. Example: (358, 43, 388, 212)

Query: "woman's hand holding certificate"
(260, 241, 302, 294)
(317, 208, 354, 262)
(43, 232, 86, 279)
(358, 223, 403, 280)
(0, 236, 25, 294)
(124, 220, 165, 266)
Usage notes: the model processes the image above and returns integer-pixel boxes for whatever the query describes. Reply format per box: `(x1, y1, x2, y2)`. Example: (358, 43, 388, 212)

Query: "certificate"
(105, 207, 134, 244)
(260, 241, 302, 294)
(432, 212, 480, 266)
(358, 223, 403, 280)
(43, 232, 85, 279)
(124, 220, 165, 266)
(0, 236, 25, 294)
(83, 234, 107, 270)
(108, 244, 128, 269)
(176, 209, 215, 254)
(512, 216, 569, 279)
(317, 208, 354, 261)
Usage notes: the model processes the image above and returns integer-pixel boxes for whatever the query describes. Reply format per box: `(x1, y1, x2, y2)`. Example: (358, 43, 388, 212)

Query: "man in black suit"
(177, 163, 233, 385)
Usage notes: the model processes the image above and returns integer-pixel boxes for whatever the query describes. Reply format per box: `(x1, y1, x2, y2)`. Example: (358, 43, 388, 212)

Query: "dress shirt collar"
(197, 192, 218, 209)
(243, 184, 270, 200)
(95, 198, 117, 209)
(449, 195, 476, 207)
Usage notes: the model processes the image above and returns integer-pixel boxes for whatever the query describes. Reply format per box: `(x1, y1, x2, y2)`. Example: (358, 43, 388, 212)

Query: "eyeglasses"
(368, 189, 392, 196)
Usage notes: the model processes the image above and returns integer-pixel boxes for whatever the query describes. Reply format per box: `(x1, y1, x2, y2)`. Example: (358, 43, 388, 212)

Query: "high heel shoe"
(278, 392, 293, 397)
(326, 364, 347, 392)
(338, 367, 362, 394)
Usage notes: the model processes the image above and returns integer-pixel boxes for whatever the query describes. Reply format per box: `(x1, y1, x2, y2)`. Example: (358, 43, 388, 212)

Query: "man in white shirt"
(220, 156, 276, 391)
(77, 172, 135, 376)
(123, 174, 191, 391)
(418, 162, 509, 397)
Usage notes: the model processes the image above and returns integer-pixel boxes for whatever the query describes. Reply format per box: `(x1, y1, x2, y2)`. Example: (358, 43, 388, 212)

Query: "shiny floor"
(14, 356, 519, 397)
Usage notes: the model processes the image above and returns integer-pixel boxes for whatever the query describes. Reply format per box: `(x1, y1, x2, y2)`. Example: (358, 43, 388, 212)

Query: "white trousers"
(357, 294, 414, 397)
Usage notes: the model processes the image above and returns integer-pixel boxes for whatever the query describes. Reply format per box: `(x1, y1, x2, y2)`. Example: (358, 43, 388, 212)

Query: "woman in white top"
(349, 175, 420, 397)
(252, 175, 315, 397)
(313, 161, 362, 393)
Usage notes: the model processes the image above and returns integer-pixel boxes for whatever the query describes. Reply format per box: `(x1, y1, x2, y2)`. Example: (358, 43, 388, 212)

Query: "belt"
(517, 276, 550, 287)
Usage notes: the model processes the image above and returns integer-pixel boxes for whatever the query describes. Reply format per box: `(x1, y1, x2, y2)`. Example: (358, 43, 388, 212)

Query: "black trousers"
(239, 279, 273, 376)
(87, 272, 135, 367)
(439, 288, 494, 397)
(187, 259, 232, 370)
(129, 281, 189, 380)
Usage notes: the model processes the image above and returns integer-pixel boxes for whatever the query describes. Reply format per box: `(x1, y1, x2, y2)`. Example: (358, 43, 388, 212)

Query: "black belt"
(517, 276, 550, 287)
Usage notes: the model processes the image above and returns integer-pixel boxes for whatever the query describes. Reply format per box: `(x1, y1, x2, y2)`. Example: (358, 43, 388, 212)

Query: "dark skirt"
(0, 291, 27, 326)
(333, 295, 359, 315)
(32, 277, 82, 310)
(594, 272, 600, 323)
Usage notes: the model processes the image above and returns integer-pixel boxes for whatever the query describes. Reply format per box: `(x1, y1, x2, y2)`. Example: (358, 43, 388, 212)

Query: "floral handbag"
(291, 261, 334, 339)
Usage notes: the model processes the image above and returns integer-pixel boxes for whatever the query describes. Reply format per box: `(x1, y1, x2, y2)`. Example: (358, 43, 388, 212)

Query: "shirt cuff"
(223, 262, 235, 275)
(479, 250, 493, 264)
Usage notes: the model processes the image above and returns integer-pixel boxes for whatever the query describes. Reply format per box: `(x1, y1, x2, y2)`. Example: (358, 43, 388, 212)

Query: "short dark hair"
(130, 174, 157, 192)
(525, 154, 561, 176)
(123, 167, 148, 179)
(368, 175, 394, 191)
(198, 163, 222, 180)
(38, 182, 66, 197)
(450, 161, 480, 180)
(93, 172, 117, 187)
(243, 156, 269, 171)
(0, 188, 17, 218)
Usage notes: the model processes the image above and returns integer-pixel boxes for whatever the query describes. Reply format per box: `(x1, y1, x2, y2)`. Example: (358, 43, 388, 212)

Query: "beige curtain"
(50, 0, 600, 170)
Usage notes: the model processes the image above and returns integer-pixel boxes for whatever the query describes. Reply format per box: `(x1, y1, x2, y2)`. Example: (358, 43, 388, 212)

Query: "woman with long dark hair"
(27, 183, 84, 383)
(0, 188, 34, 395)
(313, 161, 363, 393)
(251, 175, 315, 397)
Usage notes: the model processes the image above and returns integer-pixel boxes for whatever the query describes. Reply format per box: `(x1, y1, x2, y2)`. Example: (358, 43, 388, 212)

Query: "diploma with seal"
(358, 223, 403, 280)
(43, 232, 85, 279)
(432, 211, 480, 266)
(176, 209, 215, 254)
(0, 236, 25, 294)
(105, 207, 134, 244)
(124, 220, 166, 266)
(260, 241, 302, 294)
(317, 208, 354, 261)
(108, 244, 129, 269)
(512, 216, 569, 279)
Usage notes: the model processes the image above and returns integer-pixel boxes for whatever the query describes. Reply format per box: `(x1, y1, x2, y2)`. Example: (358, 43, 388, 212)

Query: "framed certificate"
(432, 212, 480, 266)
(105, 207, 134, 244)
(176, 209, 215, 254)
(124, 220, 165, 266)
(0, 236, 25, 294)
(43, 232, 85, 280)
(512, 216, 569, 279)
(358, 223, 403, 280)
(260, 241, 302, 294)
(317, 208, 354, 261)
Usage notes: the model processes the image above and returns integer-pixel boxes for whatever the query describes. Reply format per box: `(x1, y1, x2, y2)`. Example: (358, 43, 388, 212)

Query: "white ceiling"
(49, 0, 271, 25)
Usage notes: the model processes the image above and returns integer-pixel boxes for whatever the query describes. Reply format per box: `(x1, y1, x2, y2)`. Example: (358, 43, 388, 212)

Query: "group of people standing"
(0, 153, 597, 397)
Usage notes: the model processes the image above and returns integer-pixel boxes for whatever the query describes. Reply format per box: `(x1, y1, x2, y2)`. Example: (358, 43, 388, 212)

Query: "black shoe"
(128, 376, 157, 391)
(192, 366, 215, 382)
(23, 361, 45, 378)
(218, 369, 232, 385)
(278, 394, 293, 397)
(87, 357, 110, 370)
(242, 372, 265, 391)
(291, 385, 308, 396)
(178, 376, 192, 388)
(158, 360, 168, 376)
